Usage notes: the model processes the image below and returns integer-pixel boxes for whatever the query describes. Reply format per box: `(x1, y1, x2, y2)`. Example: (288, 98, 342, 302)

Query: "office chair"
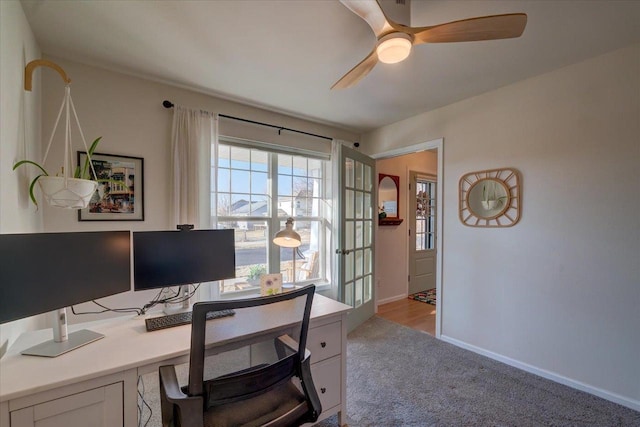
(159, 285, 322, 427)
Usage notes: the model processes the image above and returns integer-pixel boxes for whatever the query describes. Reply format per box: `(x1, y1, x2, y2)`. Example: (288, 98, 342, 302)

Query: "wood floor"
(377, 298, 436, 336)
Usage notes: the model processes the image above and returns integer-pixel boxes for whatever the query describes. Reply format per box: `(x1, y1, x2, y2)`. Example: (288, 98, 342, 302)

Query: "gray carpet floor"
(140, 316, 639, 426)
(313, 316, 639, 427)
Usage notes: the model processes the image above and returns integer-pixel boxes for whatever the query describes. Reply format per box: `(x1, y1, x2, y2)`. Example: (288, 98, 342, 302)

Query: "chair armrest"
(159, 365, 204, 427)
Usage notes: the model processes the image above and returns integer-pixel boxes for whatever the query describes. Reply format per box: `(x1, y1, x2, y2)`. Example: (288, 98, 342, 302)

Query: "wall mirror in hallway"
(379, 174, 403, 225)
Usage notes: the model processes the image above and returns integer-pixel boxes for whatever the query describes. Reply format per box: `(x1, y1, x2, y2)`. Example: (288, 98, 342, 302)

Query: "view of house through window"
(215, 142, 328, 295)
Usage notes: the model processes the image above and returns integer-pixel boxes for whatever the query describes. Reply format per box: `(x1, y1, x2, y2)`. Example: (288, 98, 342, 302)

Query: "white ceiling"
(20, 0, 640, 133)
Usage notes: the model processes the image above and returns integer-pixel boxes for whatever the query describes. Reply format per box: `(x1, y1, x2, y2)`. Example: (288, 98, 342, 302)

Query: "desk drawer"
(308, 321, 341, 363)
(311, 355, 341, 412)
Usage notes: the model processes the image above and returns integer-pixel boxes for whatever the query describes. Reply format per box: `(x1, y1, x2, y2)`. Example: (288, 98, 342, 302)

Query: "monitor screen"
(0, 231, 131, 324)
(133, 229, 235, 291)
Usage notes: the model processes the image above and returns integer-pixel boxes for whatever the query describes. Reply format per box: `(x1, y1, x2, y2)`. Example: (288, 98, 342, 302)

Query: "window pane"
(218, 221, 267, 295)
(277, 220, 320, 283)
(355, 278, 363, 307)
(309, 178, 320, 198)
(346, 189, 354, 219)
(278, 154, 292, 174)
(232, 170, 250, 194)
(346, 221, 354, 250)
(217, 143, 328, 288)
(345, 158, 354, 188)
(308, 158, 321, 175)
(218, 193, 231, 216)
(364, 248, 372, 275)
(218, 145, 230, 168)
(355, 191, 363, 219)
(252, 150, 268, 172)
(355, 221, 363, 249)
(250, 195, 269, 216)
(364, 275, 372, 303)
(251, 171, 268, 195)
(355, 161, 363, 190)
(217, 168, 230, 193)
(364, 165, 372, 192)
(230, 146, 250, 169)
(292, 156, 307, 176)
(364, 220, 371, 247)
(345, 252, 354, 281)
(231, 194, 250, 215)
(364, 193, 371, 219)
(355, 249, 363, 278)
(345, 281, 354, 307)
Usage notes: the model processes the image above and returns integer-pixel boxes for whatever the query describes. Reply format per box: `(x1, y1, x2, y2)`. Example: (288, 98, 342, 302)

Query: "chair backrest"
(187, 285, 315, 404)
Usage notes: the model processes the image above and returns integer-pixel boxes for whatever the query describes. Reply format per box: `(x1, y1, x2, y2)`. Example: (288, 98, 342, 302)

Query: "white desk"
(0, 295, 350, 427)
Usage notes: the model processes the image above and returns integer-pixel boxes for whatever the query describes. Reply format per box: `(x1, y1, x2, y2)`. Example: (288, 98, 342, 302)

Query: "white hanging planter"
(38, 176, 98, 209)
(15, 59, 101, 210)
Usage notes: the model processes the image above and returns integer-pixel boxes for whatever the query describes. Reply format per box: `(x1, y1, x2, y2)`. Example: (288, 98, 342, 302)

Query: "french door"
(336, 145, 376, 331)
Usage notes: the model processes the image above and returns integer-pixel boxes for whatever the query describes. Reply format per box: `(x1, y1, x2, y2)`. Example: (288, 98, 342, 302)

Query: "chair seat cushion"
(203, 381, 308, 427)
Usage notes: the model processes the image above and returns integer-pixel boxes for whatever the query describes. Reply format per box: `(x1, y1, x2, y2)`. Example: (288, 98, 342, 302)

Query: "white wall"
(0, 0, 45, 356)
(37, 57, 359, 325)
(362, 44, 640, 408)
(375, 151, 437, 304)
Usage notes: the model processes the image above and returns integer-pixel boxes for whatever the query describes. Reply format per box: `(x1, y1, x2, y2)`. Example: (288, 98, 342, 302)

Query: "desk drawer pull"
(320, 341, 327, 348)
(321, 387, 326, 394)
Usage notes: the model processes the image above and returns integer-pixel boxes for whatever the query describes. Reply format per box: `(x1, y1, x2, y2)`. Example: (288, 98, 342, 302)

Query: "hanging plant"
(14, 60, 105, 209)
(13, 137, 102, 208)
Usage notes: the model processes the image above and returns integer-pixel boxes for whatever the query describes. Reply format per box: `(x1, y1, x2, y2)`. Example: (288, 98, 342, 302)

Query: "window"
(215, 142, 329, 295)
(415, 179, 436, 250)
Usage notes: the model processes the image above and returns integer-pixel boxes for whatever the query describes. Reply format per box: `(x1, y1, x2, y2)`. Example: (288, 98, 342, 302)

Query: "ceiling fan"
(332, 0, 527, 89)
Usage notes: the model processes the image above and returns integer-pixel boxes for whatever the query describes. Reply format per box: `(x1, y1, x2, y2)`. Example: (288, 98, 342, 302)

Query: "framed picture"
(260, 273, 283, 296)
(77, 152, 144, 221)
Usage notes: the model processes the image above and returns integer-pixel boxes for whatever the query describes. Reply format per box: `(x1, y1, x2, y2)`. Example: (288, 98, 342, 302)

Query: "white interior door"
(336, 145, 375, 332)
(409, 172, 437, 295)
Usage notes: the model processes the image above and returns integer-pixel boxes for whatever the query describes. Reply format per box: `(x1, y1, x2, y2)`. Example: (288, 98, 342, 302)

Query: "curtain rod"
(162, 100, 333, 142)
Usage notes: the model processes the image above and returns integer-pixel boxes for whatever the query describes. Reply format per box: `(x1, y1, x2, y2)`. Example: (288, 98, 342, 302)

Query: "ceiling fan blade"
(411, 13, 527, 45)
(331, 48, 379, 90)
(339, 0, 394, 38)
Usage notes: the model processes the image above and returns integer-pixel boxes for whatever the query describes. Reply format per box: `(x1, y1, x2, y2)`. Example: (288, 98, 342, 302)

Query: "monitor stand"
(21, 308, 104, 358)
(162, 285, 193, 315)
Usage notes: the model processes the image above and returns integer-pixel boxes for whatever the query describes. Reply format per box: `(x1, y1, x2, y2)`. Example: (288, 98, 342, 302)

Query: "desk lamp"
(273, 217, 301, 288)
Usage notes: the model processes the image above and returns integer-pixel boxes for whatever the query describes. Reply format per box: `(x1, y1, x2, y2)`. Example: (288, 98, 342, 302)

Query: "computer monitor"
(0, 231, 131, 356)
(133, 228, 235, 297)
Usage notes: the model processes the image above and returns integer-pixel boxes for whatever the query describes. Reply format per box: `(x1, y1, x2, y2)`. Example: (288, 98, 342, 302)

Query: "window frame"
(214, 137, 330, 297)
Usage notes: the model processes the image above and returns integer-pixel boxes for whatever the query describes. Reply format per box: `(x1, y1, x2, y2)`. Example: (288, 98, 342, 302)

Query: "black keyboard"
(145, 309, 235, 332)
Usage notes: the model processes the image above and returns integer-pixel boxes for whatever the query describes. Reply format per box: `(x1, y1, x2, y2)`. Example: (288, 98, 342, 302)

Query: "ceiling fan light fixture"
(376, 32, 413, 64)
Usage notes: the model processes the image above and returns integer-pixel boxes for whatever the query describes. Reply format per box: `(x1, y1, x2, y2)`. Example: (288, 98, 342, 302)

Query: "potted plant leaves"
(15, 59, 105, 209)
(13, 137, 103, 209)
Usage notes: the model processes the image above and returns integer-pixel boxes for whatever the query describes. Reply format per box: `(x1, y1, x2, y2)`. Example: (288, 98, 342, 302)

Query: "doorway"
(408, 172, 437, 296)
(372, 138, 443, 337)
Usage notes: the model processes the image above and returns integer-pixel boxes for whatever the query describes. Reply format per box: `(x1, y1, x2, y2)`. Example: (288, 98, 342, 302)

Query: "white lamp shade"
(376, 33, 412, 64)
(273, 218, 301, 248)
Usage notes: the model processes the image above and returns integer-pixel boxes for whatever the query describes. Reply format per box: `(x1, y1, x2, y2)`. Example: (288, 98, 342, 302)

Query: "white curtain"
(328, 139, 344, 301)
(170, 106, 217, 229)
(170, 106, 218, 300)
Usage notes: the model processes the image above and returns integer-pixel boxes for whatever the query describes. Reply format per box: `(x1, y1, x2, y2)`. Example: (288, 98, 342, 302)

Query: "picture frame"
(77, 152, 144, 221)
(260, 273, 283, 296)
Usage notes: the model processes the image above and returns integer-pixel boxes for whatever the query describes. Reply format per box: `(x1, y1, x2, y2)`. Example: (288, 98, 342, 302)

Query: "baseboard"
(440, 335, 640, 412)
(376, 294, 407, 306)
